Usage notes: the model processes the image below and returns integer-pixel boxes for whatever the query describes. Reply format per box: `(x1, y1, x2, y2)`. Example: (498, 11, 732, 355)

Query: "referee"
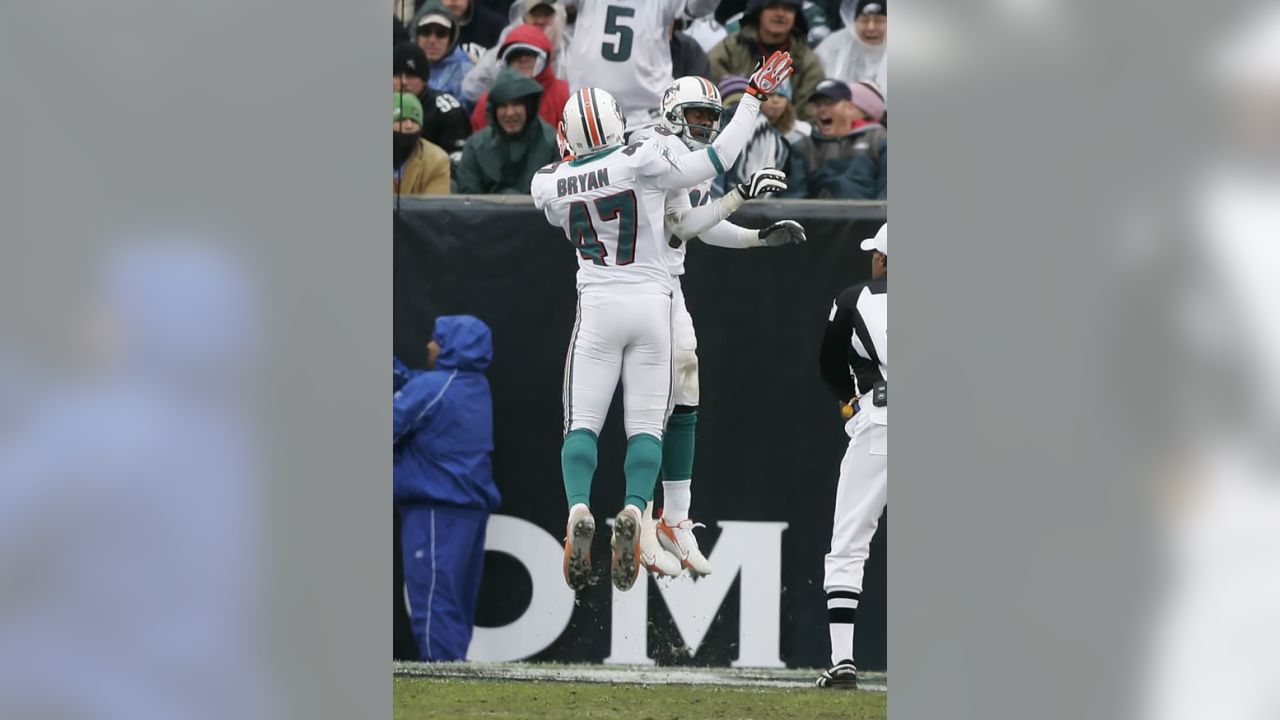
(815, 222, 888, 689)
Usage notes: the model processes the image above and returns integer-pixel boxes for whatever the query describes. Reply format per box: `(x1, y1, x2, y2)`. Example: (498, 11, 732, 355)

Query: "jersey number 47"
(568, 190, 639, 266)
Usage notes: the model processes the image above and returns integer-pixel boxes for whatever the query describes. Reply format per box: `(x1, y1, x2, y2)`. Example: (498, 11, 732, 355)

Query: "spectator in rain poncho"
(454, 67, 558, 194)
(815, 0, 887, 88)
(394, 316, 500, 661)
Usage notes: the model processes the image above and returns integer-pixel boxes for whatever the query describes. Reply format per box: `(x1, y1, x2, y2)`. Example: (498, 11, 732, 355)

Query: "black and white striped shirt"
(820, 277, 887, 402)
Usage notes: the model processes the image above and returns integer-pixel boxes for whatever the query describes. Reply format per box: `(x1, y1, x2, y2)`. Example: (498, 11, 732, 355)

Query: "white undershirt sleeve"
(699, 220, 762, 248)
(664, 190, 759, 247)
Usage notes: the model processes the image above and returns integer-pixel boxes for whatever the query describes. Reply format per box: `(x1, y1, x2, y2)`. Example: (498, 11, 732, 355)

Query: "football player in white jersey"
(563, 0, 721, 131)
(531, 52, 795, 593)
(630, 76, 809, 578)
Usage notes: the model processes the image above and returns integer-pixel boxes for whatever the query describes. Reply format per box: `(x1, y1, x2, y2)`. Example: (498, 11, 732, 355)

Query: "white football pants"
(671, 278, 699, 408)
(563, 283, 673, 439)
(824, 410, 888, 594)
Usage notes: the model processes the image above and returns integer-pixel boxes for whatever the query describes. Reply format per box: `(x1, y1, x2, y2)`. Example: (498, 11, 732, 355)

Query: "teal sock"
(561, 429, 598, 509)
(623, 433, 663, 510)
(661, 410, 698, 482)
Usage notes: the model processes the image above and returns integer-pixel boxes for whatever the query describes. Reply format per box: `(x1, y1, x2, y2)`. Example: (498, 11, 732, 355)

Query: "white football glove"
(758, 219, 807, 247)
(735, 168, 787, 200)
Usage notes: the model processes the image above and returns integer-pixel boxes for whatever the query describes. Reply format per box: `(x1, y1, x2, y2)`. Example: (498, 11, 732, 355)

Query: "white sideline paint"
(394, 661, 888, 692)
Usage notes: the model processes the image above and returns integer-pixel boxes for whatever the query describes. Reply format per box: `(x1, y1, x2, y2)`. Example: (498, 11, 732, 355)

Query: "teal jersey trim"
(569, 145, 623, 167)
(707, 146, 725, 174)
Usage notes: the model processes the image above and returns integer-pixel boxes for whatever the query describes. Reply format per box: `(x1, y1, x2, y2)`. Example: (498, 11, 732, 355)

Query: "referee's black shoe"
(816, 660, 858, 689)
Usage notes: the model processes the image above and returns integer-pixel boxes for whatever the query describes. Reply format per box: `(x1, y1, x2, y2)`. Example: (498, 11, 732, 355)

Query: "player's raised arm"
(642, 51, 795, 190)
(711, 51, 796, 163)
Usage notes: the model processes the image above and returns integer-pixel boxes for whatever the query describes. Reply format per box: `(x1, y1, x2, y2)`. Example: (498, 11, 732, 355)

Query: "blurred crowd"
(393, 0, 887, 200)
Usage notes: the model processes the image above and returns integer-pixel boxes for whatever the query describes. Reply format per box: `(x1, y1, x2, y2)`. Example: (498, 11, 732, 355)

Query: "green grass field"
(394, 677, 887, 720)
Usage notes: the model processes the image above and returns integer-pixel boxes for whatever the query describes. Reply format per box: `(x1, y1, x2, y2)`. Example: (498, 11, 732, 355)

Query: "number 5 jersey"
(564, 0, 720, 129)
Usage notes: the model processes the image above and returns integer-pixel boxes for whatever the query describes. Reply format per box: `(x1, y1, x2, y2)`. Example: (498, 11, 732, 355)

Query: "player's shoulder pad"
(529, 165, 559, 206)
(629, 126, 657, 143)
(631, 133, 684, 170)
(650, 129, 688, 152)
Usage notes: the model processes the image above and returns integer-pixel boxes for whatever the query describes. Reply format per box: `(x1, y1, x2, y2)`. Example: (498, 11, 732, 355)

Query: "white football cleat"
(610, 505, 643, 591)
(562, 503, 595, 591)
(657, 516, 713, 576)
(639, 502, 682, 577)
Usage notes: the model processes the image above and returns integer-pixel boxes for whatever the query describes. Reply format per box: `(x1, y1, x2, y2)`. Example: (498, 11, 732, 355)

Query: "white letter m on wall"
(606, 520, 788, 668)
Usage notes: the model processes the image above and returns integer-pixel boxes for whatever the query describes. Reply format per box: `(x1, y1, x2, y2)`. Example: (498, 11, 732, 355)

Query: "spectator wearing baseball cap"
(394, 92, 452, 196)
(790, 78, 886, 199)
(411, 0, 476, 104)
(395, 41, 473, 163)
(809, 78, 885, 133)
(467, 23, 568, 133)
(708, 0, 826, 122)
(815, 0, 887, 89)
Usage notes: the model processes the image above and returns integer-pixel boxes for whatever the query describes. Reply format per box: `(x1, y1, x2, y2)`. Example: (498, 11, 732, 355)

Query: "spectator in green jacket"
(713, 0, 834, 51)
(708, 0, 826, 122)
(454, 66, 558, 194)
(791, 78, 886, 199)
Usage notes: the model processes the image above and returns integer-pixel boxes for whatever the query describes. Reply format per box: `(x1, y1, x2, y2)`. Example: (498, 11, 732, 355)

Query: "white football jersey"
(662, 180, 715, 277)
(532, 132, 699, 290)
(566, 0, 690, 128)
(629, 125, 715, 278)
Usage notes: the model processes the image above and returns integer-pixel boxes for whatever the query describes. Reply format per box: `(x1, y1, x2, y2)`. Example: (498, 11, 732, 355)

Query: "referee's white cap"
(860, 223, 887, 255)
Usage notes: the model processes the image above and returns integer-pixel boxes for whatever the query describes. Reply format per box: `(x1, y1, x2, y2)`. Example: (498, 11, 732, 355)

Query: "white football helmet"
(660, 76, 723, 150)
(559, 87, 627, 158)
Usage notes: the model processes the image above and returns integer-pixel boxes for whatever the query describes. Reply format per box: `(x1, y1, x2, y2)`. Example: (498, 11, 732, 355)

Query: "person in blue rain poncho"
(393, 315, 500, 661)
